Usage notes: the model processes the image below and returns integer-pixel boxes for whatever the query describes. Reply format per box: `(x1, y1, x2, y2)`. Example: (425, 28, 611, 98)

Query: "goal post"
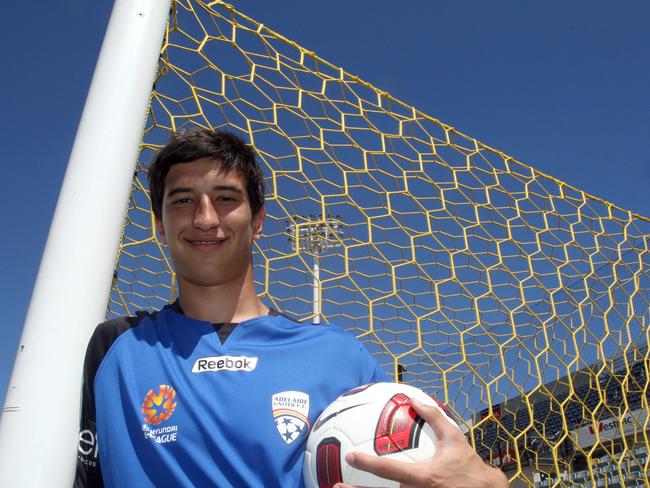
(0, 1, 171, 485)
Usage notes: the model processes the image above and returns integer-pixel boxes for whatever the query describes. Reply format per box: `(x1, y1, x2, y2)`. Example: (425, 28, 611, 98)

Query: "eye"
(216, 195, 236, 203)
(173, 197, 192, 205)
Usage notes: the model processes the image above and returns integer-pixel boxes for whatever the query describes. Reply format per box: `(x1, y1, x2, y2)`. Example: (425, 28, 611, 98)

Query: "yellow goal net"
(109, 1, 650, 485)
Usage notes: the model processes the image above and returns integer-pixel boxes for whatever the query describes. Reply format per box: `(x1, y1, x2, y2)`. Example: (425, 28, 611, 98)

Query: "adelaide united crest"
(272, 391, 310, 444)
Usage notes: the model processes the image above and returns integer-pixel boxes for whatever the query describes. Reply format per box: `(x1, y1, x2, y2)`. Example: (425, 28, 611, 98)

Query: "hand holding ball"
(303, 382, 460, 488)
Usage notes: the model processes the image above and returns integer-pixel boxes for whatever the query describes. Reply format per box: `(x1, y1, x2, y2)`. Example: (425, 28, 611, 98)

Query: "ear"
(156, 218, 167, 245)
(252, 207, 265, 241)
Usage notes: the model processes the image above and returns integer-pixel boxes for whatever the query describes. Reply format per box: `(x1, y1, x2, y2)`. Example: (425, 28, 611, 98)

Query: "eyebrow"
(166, 185, 244, 199)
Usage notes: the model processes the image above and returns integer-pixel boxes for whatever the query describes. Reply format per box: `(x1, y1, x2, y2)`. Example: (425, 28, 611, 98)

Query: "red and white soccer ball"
(303, 382, 459, 488)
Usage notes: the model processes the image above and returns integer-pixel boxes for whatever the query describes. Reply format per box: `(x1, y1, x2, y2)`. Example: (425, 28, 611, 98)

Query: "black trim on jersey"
(268, 308, 294, 321)
(74, 311, 153, 488)
(173, 300, 297, 343)
(212, 322, 238, 343)
(209, 309, 294, 343)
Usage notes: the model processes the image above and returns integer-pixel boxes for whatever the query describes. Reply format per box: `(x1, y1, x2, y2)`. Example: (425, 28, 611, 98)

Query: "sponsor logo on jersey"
(77, 429, 99, 467)
(141, 384, 179, 445)
(192, 355, 258, 373)
(142, 385, 177, 425)
(142, 423, 179, 444)
(272, 390, 310, 444)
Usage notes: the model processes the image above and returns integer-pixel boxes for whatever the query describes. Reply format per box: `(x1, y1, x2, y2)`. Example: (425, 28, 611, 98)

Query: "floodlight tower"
(286, 215, 343, 324)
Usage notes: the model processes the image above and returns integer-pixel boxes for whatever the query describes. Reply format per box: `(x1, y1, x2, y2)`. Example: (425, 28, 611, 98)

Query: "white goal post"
(0, 0, 171, 485)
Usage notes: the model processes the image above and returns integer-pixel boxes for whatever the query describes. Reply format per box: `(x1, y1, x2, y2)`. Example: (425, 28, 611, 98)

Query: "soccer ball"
(303, 382, 458, 488)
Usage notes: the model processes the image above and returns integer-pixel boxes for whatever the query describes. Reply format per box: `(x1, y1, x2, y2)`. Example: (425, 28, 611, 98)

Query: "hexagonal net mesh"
(108, 1, 650, 485)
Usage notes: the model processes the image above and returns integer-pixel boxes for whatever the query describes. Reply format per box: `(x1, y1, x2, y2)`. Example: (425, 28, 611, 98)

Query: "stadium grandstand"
(472, 340, 648, 487)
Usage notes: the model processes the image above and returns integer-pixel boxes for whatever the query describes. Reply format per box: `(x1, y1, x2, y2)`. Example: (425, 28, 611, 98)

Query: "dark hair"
(148, 128, 265, 219)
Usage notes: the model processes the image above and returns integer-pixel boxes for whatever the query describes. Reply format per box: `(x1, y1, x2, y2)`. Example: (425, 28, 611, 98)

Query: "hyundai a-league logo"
(272, 391, 310, 444)
(141, 385, 179, 445)
(142, 384, 177, 425)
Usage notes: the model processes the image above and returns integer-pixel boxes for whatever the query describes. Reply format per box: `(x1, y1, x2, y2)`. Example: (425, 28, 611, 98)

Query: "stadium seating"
(475, 358, 648, 486)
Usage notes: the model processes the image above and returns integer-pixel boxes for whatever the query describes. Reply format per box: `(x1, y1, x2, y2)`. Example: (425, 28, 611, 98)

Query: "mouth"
(189, 239, 224, 244)
(186, 238, 226, 251)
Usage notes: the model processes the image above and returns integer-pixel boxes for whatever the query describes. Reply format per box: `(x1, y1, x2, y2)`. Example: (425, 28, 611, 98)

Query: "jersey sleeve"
(356, 340, 389, 384)
(74, 316, 141, 487)
(368, 357, 389, 383)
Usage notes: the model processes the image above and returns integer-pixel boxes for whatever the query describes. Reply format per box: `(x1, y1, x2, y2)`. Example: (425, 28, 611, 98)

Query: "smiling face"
(156, 158, 264, 290)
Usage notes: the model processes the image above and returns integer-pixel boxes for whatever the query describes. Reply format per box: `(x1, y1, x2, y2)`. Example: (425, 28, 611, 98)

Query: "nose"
(193, 194, 220, 230)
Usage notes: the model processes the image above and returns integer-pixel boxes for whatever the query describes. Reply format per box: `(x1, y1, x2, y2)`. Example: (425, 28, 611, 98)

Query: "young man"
(75, 128, 507, 488)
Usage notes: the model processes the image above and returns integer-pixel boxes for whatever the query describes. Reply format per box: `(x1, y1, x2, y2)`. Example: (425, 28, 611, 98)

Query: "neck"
(176, 265, 268, 323)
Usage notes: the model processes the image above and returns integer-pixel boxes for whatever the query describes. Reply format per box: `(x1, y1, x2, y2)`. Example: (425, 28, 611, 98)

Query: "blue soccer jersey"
(75, 303, 387, 487)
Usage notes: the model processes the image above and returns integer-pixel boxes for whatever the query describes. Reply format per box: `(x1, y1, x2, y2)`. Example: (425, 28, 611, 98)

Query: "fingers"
(342, 451, 420, 486)
(331, 399, 468, 488)
(409, 398, 460, 442)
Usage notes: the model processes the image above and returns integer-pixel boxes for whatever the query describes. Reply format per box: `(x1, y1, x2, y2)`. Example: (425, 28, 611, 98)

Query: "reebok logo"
(192, 355, 258, 373)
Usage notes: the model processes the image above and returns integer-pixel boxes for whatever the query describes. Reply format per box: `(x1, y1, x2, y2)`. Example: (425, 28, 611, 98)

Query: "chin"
(188, 276, 227, 287)
(184, 271, 242, 288)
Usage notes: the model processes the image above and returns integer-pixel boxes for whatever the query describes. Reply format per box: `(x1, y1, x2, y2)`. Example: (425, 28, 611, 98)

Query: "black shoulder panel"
(269, 308, 301, 323)
(74, 311, 151, 487)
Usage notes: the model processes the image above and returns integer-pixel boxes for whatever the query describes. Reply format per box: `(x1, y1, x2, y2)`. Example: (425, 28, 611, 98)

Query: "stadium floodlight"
(286, 215, 344, 324)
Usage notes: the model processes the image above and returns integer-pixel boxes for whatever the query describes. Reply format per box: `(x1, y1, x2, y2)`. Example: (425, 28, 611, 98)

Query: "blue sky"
(1, 0, 649, 408)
